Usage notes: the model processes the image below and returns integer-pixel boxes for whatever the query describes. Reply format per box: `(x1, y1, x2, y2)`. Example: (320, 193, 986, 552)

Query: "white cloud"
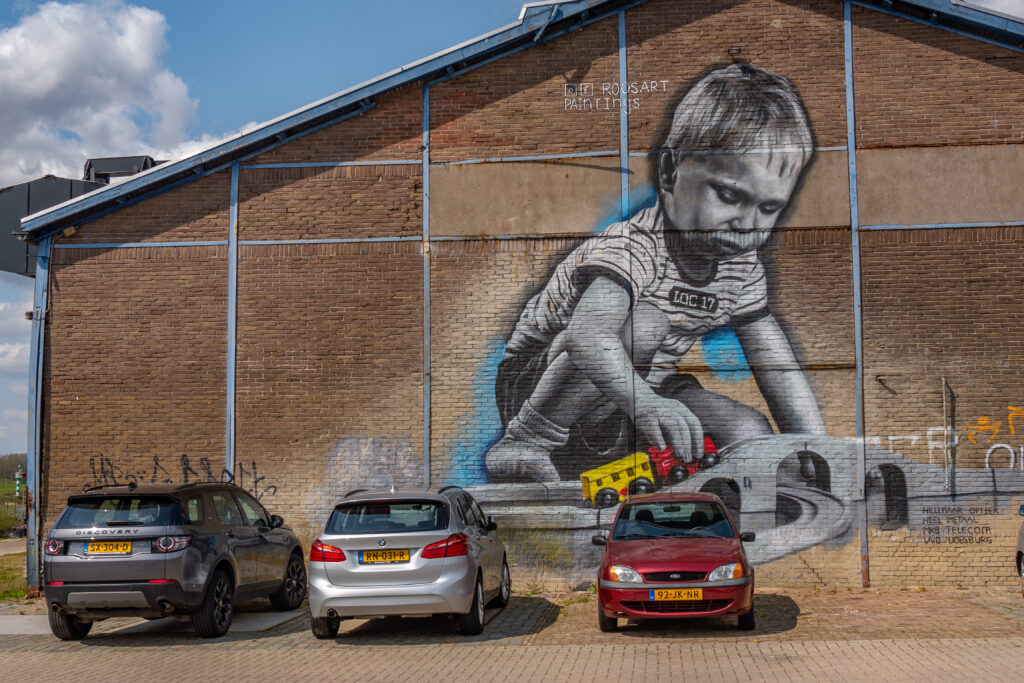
(0, 343, 30, 375)
(2, 408, 27, 424)
(0, 1, 228, 188)
(8, 381, 27, 396)
(0, 301, 32, 339)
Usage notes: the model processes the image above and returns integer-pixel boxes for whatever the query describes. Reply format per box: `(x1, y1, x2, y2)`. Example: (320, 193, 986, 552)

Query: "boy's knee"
(724, 409, 773, 442)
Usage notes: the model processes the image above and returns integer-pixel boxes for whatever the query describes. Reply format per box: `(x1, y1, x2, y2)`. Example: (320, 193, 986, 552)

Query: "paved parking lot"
(2, 586, 1024, 680)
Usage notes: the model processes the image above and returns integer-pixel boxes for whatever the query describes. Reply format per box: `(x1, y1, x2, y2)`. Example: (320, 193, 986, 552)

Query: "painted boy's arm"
(563, 276, 703, 456)
(734, 312, 826, 435)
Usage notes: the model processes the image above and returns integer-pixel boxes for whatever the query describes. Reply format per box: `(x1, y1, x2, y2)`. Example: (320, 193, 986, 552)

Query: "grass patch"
(0, 553, 27, 601)
(561, 593, 592, 606)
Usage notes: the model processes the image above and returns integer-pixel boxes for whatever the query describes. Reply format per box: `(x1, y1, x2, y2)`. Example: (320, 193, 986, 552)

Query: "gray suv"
(307, 486, 510, 638)
(43, 482, 306, 640)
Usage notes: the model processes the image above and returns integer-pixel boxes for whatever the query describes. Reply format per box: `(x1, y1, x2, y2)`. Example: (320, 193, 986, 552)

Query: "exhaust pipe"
(158, 601, 174, 615)
(327, 609, 338, 619)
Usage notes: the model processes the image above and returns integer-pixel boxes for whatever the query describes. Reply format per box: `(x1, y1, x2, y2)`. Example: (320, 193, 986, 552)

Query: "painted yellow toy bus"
(580, 452, 656, 508)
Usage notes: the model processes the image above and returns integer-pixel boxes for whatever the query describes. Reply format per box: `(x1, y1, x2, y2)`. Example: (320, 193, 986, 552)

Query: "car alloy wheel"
(213, 575, 233, 629)
(500, 563, 511, 603)
(284, 558, 306, 604)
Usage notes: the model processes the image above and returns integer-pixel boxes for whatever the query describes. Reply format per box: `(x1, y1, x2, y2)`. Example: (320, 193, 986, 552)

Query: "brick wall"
(72, 172, 230, 243)
(235, 241, 424, 543)
(35, 0, 1024, 588)
(853, 7, 1024, 148)
(41, 246, 228, 529)
(238, 165, 421, 241)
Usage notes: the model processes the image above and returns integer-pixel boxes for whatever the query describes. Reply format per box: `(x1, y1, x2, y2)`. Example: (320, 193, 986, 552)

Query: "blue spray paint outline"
(445, 337, 506, 485)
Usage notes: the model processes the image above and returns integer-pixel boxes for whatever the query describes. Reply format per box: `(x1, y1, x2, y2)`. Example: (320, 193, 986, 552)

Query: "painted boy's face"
(659, 152, 804, 259)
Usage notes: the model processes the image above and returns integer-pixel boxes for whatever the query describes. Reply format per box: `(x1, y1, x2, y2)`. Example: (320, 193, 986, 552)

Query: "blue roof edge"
(19, 0, 619, 241)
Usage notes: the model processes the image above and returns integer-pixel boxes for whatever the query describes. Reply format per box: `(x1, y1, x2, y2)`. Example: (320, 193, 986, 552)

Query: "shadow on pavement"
(615, 592, 800, 639)
(331, 596, 559, 645)
(76, 596, 559, 648)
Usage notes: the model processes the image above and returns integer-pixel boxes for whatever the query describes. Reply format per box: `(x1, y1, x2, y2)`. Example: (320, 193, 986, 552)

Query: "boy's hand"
(634, 395, 704, 463)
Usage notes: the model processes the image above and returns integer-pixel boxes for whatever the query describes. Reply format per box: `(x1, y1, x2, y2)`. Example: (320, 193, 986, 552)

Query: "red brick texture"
(238, 165, 422, 241)
(852, 7, 1024, 148)
(71, 172, 230, 244)
(248, 85, 424, 164)
(41, 246, 227, 529)
(429, 17, 620, 162)
(234, 241, 424, 539)
(627, 0, 847, 152)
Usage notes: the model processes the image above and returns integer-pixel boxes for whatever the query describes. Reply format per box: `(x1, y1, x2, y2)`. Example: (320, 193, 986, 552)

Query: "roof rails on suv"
(80, 481, 138, 493)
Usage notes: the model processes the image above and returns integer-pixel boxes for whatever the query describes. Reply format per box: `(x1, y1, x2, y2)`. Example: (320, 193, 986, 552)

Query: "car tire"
(456, 575, 485, 636)
(597, 606, 618, 632)
(192, 569, 234, 638)
(48, 605, 92, 641)
(738, 605, 756, 631)
(269, 553, 307, 611)
(487, 558, 511, 609)
(310, 615, 341, 639)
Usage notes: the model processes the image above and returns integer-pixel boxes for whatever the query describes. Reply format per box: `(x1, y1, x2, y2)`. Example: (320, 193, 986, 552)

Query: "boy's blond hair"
(664, 64, 813, 174)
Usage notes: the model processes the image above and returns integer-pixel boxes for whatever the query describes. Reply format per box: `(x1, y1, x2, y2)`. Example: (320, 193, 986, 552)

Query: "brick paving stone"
(2, 586, 1023, 680)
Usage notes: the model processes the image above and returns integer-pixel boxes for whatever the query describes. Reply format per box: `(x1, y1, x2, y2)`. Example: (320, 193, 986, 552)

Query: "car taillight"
(148, 579, 177, 584)
(310, 539, 345, 562)
(47, 581, 64, 586)
(422, 533, 469, 559)
(44, 539, 63, 555)
(153, 536, 192, 553)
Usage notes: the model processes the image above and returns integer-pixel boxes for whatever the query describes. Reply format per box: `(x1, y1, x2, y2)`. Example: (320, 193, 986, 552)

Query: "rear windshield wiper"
(105, 520, 144, 526)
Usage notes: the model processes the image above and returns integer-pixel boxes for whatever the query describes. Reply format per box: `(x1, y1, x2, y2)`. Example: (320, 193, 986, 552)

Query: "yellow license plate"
(84, 541, 132, 554)
(650, 588, 703, 601)
(359, 549, 409, 564)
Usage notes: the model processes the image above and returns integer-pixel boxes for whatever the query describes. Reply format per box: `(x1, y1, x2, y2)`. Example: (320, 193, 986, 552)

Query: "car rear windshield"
(611, 501, 735, 540)
(326, 500, 448, 535)
(57, 496, 180, 528)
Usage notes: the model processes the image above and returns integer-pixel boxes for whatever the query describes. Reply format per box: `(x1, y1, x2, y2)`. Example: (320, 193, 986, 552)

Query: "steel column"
(226, 163, 239, 477)
(25, 236, 51, 592)
(422, 85, 432, 489)
(845, 0, 870, 588)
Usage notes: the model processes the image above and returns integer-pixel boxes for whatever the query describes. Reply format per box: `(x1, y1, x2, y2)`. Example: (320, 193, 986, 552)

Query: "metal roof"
(17, 0, 1024, 242)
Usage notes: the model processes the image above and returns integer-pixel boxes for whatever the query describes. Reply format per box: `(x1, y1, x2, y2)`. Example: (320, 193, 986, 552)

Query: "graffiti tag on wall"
(87, 454, 278, 501)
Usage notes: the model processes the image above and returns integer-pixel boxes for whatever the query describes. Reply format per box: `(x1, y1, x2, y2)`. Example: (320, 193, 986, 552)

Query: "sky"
(0, 0, 529, 454)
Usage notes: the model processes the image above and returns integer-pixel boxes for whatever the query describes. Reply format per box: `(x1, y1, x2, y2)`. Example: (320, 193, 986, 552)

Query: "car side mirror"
(591, 534, 607, 546)
(270, 514, 284, 529)
(740, 531, 756, 543)
(486, 517, 498, 532)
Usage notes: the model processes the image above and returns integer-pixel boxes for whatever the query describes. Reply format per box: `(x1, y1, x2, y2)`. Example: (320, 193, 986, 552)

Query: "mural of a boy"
(485, 64, 826, 483)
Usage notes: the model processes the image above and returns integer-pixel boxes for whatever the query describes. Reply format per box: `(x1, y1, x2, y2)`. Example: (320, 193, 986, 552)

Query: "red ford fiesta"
(593, 491, 756, 632)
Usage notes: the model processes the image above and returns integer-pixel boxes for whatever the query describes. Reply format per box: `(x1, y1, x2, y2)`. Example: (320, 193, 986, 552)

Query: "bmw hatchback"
(592, 491, 756, 632)
(307, 486, 510, 638)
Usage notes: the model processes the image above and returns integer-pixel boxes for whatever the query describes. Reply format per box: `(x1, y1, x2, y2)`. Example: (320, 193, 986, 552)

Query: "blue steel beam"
(25, 236, 50, 592)
(422, 83, 432, 489)
(618, 10, 629, 219)
(227, 164, 239, 477)
(844, 0, 871, 589)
